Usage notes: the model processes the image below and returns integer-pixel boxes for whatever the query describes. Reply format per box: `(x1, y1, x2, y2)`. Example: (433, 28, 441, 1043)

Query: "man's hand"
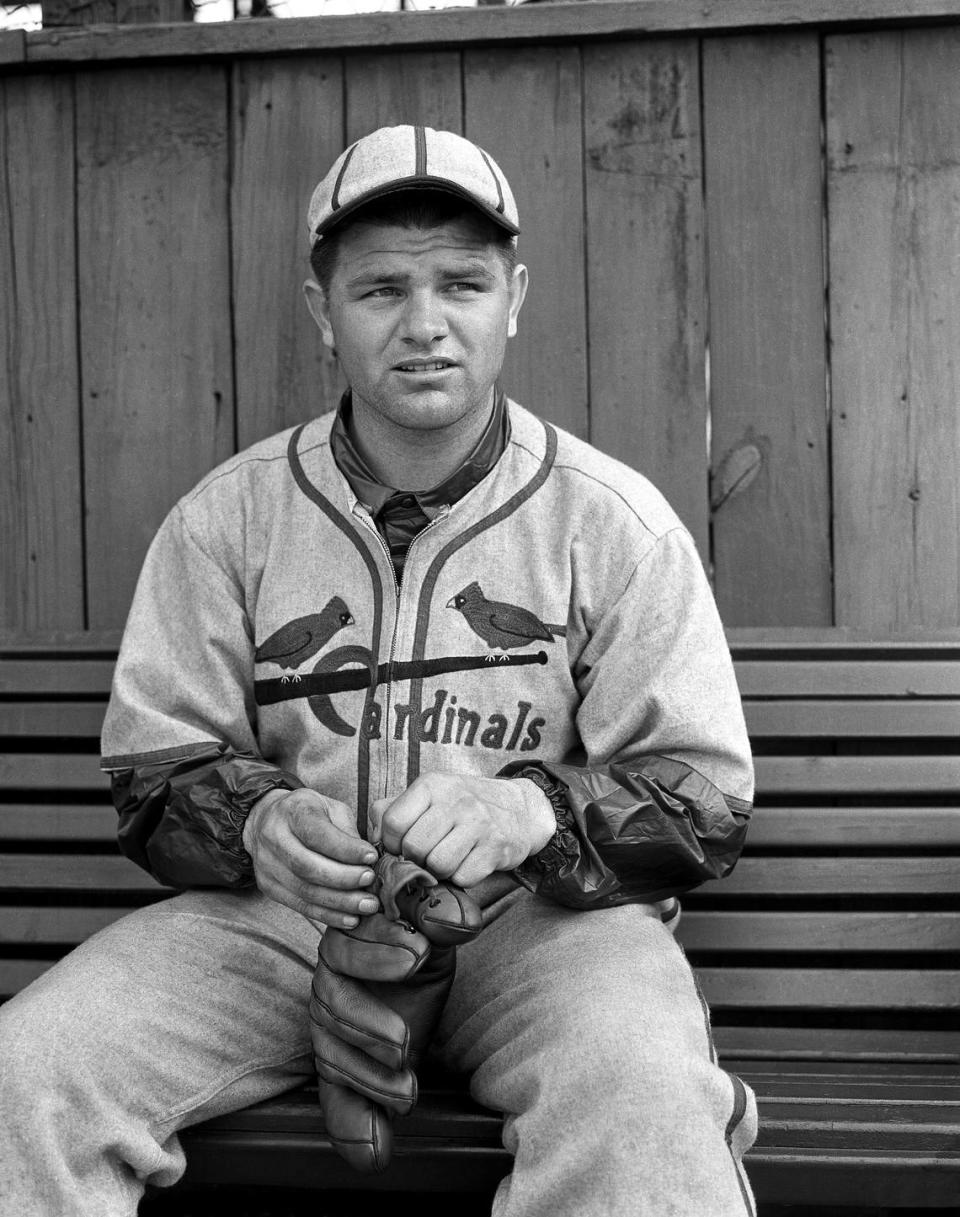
(369, 773, 556, 889)
(243, 788, 380, 929)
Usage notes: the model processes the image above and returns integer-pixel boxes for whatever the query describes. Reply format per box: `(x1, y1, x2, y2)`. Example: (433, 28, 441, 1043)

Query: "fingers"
(371, 785, 431, 857)
(313, 1025, 416, 1116)
(320, 919, 431, 982)
(311, 957, 409, 1072)
(244, 788, 381, 929)
(316, 1080, 393, 1174)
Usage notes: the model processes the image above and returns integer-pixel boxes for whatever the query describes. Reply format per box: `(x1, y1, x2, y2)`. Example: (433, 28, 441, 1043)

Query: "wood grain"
(0, 804, 116, 841)
(744, 805, 960, 848)
(696, 855, 960, 896)
(0, 703, 107, 736)
(0, 75, 84, 634)
(76, 65, 234, 630)
(24, 1, 960, 66)
(755, 755, 960, 795)
(345, 50, 463, 139)
(679, 910, 960, 953)
(743, 699, 960, 736)
(0, 905, 134, 943)
(703, 34, 831, 626)
(699, 967, 960, 1009)
(827, 28, 960, 629)
(0, 853, 167, 890)
(583, 39, 708, 549)
(0, 658, 113, 692)
(0, 754, 105, 790)
(232, 56, 345, 448)
(737, 658, 960, 695)
(0, 31, 25, 65)
(464, 46, 589, 440)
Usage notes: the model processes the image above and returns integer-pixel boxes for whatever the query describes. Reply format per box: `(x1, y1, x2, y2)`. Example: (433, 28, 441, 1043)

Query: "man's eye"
(365, 286, 400, 298)
(449, 281, 482, 293)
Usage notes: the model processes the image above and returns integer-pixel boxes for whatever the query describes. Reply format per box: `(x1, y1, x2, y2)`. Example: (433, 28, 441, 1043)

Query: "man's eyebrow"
(343, 268, 408, 289)
(440, 262, 497, 280)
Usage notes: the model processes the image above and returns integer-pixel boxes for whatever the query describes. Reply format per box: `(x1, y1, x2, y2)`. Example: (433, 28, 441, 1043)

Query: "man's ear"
(303, 279, 336, 351)
(507, 263, 529, 339)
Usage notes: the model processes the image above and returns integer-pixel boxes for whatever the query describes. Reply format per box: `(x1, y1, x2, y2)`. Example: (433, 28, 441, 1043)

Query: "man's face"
(306, 213, 527, 439)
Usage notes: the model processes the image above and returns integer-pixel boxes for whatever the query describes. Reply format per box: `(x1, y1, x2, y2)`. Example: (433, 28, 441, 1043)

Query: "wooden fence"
(2, 0, 960, 635)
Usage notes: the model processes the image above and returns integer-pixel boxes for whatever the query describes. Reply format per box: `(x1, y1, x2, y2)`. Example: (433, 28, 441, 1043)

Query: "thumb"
(368, 797, 391, 846)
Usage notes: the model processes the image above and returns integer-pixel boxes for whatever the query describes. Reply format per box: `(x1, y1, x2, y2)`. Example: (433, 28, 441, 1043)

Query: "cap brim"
(313, 177, 520, 241)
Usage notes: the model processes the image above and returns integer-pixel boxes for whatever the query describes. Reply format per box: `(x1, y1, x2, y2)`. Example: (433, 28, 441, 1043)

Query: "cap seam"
(330, 140, 359, 214)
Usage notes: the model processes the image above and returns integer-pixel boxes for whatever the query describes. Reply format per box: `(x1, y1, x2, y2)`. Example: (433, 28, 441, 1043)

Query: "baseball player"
(0, 126, 757, 1216)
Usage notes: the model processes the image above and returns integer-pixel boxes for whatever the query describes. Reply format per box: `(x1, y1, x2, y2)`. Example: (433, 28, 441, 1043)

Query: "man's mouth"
(394, 360, 456, 373)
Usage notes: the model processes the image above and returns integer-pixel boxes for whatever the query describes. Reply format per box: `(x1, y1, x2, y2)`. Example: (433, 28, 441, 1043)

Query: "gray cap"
(307, 125, 520, 245)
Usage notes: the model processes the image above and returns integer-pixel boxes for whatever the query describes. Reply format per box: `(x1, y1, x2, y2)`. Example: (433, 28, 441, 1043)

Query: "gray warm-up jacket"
(101, 400, 754, 910)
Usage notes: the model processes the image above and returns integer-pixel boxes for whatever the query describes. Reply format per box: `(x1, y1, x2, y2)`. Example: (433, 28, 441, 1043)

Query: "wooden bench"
(2, 630, 959, 1208)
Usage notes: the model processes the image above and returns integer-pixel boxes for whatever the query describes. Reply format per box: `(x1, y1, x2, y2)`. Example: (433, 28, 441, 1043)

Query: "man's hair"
(309, 190, 519, 295)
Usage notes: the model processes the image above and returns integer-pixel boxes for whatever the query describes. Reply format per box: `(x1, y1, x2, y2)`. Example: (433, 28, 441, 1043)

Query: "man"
(0, 125, 757, 1215)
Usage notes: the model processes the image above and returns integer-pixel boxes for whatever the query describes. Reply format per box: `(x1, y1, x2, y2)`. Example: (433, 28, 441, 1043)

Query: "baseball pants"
(0, 886, 757, 1216)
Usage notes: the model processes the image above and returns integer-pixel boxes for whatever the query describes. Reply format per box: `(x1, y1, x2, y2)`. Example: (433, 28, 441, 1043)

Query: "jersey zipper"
(353, 506, 450, 799)
(352, 509, 400, 803)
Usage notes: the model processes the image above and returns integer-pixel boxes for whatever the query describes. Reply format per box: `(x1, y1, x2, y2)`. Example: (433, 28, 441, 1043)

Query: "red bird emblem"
(446, 582, 565, 661)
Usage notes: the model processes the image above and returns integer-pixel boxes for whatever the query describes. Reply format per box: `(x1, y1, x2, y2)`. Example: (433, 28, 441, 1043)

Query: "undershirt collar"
(330, 387, 509, 522)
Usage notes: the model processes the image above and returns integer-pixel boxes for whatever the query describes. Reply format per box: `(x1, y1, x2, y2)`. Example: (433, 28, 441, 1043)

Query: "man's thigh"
(434, 892, 710, 1075)
(0, 888, 319, 1134)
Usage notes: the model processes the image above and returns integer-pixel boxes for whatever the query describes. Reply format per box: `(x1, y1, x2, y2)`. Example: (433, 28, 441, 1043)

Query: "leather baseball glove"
(309, 851, 482, 1173)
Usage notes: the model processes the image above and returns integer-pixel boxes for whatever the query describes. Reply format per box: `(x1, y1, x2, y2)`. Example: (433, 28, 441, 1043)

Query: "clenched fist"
(369, 772, 555, 889)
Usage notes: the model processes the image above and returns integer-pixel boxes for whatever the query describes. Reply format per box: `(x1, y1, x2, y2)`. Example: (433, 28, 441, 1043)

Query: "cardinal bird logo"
(254, 597, 355, 681)
(446, 582, 566, 661)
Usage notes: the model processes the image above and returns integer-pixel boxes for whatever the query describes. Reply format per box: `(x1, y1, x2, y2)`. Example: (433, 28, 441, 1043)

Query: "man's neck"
(347, 391, 496, 491)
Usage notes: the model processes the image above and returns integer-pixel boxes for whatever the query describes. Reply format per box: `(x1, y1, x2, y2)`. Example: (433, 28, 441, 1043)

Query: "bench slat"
(0, 754, 105, 790)
(0, 702, 107, 736)
(695, 856, 960, 897)
(0, 906, 135, 943)
(698, 968, 960, 1010)
(5, 699, 958, 740)
(0, 854, 167, 891)
(3, 655, 960, 698)
(7, 753, 960, 797)
(6, 804, 957, 849)
(0, 660, 116, 695)
(1, 852, 955, 897)
(736, 660, 960, 697)
(4, 907, 956, 954)
(678, 911, 960, 952)
(713, 1026, 960, 1063)
(0, 959, 52, 996)
(743, 700, 960, 736)
(744, 806, 960, 848)
(0, 804, 115, 840)
(754, 755, 960, 795)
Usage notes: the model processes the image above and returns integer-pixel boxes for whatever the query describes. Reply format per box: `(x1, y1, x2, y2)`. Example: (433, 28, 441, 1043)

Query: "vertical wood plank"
(77, 66, 234, 631)
(464, 46, 588, 439)
(828, 28, 960, 630)
(0, 75, 84, 634)
(232, 56, 345, 448)
(583, 39, 708, 551)
(345, 51, 463, 140)
(703, 34, 831, 626)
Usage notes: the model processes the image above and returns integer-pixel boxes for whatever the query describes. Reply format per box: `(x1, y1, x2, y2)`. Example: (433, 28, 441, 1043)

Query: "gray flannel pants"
(0, 886, 756, 1216)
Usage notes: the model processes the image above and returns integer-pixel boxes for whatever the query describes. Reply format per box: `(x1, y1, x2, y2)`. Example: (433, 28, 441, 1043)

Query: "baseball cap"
(307, 125, 520, 245)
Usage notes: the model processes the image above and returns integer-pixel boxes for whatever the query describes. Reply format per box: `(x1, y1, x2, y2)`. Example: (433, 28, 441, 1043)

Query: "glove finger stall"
(320, 916, 430, 982)
(313, 1025, 417, 1116)
(310, 960, 409, 1072)
(317, 1078, 393, 1175)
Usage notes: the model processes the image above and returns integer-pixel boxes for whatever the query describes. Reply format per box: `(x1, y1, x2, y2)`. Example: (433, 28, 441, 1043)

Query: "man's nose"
(401, 290, 449, 345)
